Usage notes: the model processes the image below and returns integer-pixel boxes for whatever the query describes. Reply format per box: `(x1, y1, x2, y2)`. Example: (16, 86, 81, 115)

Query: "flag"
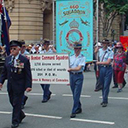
(0, 3, 2, 14)
(1, 7, 11, 55)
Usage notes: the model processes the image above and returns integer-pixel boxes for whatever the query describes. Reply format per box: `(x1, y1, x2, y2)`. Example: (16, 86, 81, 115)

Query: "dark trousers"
(70, 73, 83, 114)
(94, 64, 102, 90)
(8, 91, 25, 124)
(99, 66, 112, 103)
(40, 84, 51, 100)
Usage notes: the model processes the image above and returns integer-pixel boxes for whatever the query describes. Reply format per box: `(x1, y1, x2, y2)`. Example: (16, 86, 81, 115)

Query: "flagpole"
(0, 0, 2, 46)
(2, 0, 10, 42)
(96, 0, 99, 78)
(2, 0, 10, 55)
(52, 0, 55, 46)
(96, 0, 99, 43)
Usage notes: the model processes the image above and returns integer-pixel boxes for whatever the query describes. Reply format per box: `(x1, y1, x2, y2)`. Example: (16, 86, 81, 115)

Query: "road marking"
(70, 118, 115, 125)
(1, 92, 128, 100)
(0, 92, 56, 96)
(99, 96, 128, 100)
(25, 113, 62, 119)
(0, 111, 62, 119)
(63, 94, 91, 98)
(0, 111, 115, 125)
(0, 92, 8, 95)
(28, 93, 56, 96)
(0, 111, 11, 114)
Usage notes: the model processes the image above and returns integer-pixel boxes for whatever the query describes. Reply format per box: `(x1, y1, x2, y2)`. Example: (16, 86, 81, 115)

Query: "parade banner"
(120, 36, 128, 51)
(56, 0, 93, 62)
(26, 54, 70, 84)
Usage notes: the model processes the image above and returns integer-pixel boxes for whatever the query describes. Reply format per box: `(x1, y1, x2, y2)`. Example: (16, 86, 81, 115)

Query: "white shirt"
(12, 54, 20, 67)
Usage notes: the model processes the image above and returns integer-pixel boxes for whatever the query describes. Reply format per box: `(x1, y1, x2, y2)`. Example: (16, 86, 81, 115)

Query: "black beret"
(73, 42, 82, 48)
(102, 39, 110, 43)
(20, 40, 25, 46)
(43, 40, 50, 45)
(10, 40, 22, 47)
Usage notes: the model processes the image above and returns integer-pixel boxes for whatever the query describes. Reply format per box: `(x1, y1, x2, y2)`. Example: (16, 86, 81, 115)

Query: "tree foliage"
(98, 0, 128, 37)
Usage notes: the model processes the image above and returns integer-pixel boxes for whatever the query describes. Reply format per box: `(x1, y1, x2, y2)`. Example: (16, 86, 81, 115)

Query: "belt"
(100, 65, 111, 68)
(70, 72, 82, 75)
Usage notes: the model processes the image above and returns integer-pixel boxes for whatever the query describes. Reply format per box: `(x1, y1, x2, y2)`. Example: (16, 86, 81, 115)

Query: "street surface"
(0, 67, 128, 128)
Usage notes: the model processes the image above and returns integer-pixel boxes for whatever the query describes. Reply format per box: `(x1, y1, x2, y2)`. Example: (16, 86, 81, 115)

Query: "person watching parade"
(96, 39, 114, 107)
(0, 40, 32, 128)
(94, 42, 102, 91)
(113, 43, 126, 93)
(68, 42, 85, 118)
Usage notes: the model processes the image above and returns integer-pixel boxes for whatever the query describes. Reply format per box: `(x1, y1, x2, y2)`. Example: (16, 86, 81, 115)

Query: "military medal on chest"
(15, 59, 24, 74)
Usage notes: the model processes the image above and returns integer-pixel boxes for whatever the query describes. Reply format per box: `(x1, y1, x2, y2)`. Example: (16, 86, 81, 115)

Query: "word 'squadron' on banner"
(56, 0, 93, 62)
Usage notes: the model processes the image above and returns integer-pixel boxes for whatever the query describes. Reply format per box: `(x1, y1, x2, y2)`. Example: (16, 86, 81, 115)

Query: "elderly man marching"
(96, 39, 114, 107)
(0, 40, 32, 128)
(68, 42, 85, 118)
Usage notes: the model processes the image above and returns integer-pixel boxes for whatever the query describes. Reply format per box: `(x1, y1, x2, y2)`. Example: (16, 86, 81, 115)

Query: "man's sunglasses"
(10, 48, 17, 50)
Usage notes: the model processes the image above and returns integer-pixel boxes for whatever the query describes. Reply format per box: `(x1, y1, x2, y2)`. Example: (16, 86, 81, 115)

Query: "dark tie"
(12, 56, 15, 66)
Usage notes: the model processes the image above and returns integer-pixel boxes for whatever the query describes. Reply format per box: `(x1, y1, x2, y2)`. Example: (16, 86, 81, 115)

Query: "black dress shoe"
(11, 123, 19, 128)
(48, 92, 52, 100)
(100, 102, 104, 105)
(42, 99, 48, 103)
(21, 104, 24, 109)
(70, 113, 76, 118)
(94, 88, 102, 92)
(122, 83, 126, 88)
(23, 96, 28, 105)
(112, 86, 118, 88)
(75, 108, 82, 114)
(101, 102, 108, 105)
(19, 114, 26, 123)
(102, 103, 107, 107)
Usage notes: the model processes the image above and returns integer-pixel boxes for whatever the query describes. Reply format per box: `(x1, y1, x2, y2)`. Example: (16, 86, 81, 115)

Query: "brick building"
(5, 0, 125, 44)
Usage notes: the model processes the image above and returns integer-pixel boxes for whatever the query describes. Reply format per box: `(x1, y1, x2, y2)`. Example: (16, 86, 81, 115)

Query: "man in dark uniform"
(0, 40, 32, 128)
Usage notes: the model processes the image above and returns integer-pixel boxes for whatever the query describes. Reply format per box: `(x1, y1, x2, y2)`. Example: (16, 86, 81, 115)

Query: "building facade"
(5, 0, 122, 44)
(5, 0, 53, 44)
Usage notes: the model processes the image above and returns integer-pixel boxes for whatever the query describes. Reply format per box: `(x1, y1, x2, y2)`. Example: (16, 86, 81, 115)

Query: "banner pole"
(96, 0, 99, 43)
(0, 0, 2, 46)
(52, 0, 55, 46)
(2, 0, 10, 42)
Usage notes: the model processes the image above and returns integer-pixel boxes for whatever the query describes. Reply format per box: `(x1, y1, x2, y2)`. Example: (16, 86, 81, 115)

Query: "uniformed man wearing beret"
(40, 40, 56, 103)
(96, 39, 114, 107)
(0, 40, 32, 128)
(68, 42, 85, 118)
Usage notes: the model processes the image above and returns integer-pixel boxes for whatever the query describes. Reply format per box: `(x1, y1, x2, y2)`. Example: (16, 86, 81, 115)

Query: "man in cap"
(68, 42, 85, 118)
(0, 40, 32, 128)
(20, 40, 29, 55)
(40, 40, 56, 103)
(42, 40, 56, 53)
(96, 39, 114, 107)
(94, 41, 102, 91)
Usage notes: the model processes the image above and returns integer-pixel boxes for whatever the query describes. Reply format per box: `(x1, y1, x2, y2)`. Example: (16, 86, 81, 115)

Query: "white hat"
(95, 42, 102, 47)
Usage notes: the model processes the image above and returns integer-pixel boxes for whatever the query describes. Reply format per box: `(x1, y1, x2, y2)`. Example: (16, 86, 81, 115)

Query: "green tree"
(98, 0, 128, 37)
